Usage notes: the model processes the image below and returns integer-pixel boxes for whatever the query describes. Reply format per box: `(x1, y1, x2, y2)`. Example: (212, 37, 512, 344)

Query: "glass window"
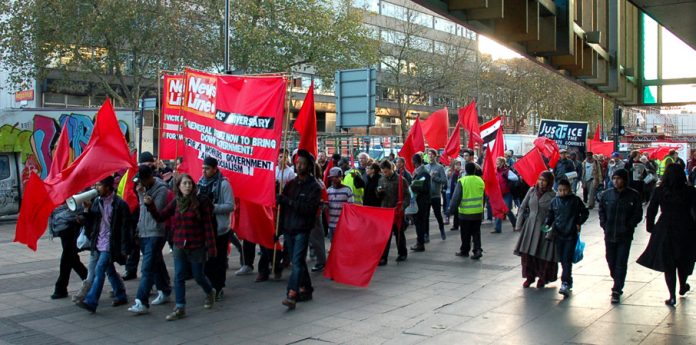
(410, 36, 433, 52)
(381, 2, 406, 20)
(642, 13, 658, 80)
(381, 29, 406, 45)
(661, 28, 696, 79)
(434, 18, 456, 34)
(362, 24, 379, 39)
(411, 11, 433, 28)
(352, 0, 378, 12)
(662, 84, 696, 103)
(0, 156, 9, 180)
(434, 41, 449, 55)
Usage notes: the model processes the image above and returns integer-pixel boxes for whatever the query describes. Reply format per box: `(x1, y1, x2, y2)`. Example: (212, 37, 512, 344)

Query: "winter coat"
(496, 166, 511, 195)
(198, 174, 235, 235)
(554, 158, 576, 181)
(426, 162, 447, 198)
(83, 194, 131, 265)
(411, 165, 432, 208)
(137, 179, 169, 238)
(279, 176, 322, 235)
(363, 173, 382, 207)
(514, 187, 558, 262)
(545, 194, 589, 241)
(637, 186, 696, 272)
(598, 187, 643, 242)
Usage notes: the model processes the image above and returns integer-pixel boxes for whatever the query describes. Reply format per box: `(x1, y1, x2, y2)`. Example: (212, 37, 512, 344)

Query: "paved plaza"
(0, 209, 694, 345)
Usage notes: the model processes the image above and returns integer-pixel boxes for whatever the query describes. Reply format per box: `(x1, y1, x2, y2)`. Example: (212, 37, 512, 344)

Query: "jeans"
(414, 200, 430, 245)
(494, 193, 518, 232)
(83, 251, 127, 308)
(309, 216, 326, 266)
(286, 233, 311, 296)
(571, 179, 579, 194)
(55, 226, 87, 294)
(173, 247, 212, 309)
(459, 217, 482, 254)
(430, 197, 445, 231)
(605, 240, 632, 294)
(557, 237, 578, 286)
(205, 232, 230, 291)
(136, 237, 171, 306)
(382, 225, 407, 260)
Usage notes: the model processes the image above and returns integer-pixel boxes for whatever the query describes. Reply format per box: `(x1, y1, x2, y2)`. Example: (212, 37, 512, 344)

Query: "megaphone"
(66, 189, 98, 211)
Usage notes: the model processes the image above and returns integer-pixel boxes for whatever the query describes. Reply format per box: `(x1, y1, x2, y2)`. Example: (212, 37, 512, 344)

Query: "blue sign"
(335, 68, 376, 128)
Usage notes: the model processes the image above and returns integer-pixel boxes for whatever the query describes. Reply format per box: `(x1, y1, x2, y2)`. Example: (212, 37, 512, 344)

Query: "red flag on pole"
(398, 117, 425, 173)
(492, 126, 505, 161)
(482, 146, 508, 219)
(593, 123, 601, 141)
(45, 99, 135, 205)
(458, 101, 482, 149)
(234, 200, 281, 250)
(534, 137, 560, 168)
(420, 107, 448, 150)
(440, 122, 461, 166)
(324, 204, 394, 287)
(14, 173, 58, 251)
(293, 81, 318, 158)
(46, 123, 71, 182)
(514, 148, 548, 187)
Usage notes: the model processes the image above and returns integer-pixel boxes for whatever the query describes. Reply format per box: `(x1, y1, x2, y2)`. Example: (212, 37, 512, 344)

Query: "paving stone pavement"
(0, 207, 695, 345)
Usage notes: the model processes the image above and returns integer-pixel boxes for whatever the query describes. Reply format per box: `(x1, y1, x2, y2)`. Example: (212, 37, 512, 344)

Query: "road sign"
(335, 68, 376, 128)
(139, 98, 157, 111)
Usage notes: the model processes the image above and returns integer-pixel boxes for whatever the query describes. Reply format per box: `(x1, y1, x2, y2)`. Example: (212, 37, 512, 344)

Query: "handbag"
(573, 236, 585, 263)
(405, 187, 419, 215)
(643, 173, 656, 184)
(76, 226, 90, 250)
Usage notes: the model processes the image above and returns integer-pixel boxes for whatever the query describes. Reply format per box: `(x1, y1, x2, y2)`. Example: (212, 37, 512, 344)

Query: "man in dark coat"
(410, 154, 431, 252)
(598, 169, 643, 304)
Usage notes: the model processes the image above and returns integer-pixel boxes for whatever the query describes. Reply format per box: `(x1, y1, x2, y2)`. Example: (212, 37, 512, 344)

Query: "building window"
(352, 0, 378, 12)
(434, 18, 456, 34)
(381, 1, 406, 20)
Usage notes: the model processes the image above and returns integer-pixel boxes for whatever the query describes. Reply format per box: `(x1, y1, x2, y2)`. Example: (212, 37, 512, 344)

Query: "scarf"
(198, 170, 221, 199)
(177, 194, 193, 214)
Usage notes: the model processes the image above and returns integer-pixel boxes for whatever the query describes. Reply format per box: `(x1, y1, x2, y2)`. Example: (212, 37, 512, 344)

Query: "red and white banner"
(159, 74, 185, 160)
(181, 68, 286, 206)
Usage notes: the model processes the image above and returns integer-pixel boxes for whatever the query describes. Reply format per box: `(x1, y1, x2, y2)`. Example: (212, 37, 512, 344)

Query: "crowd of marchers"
(47, 147, 696, 321)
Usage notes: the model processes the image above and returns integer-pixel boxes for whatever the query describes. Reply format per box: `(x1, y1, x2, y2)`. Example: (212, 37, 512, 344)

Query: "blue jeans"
(136, 237, 171, 306)
(286, 232, 311, 297)
(173, 247, 212, 309)
(494, 193, 518, 232)
(557, 237, 578, 286)
(83, 251, 127, 308)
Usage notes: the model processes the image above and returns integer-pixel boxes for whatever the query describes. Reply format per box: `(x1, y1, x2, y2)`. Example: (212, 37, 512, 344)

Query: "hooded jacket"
(137, 178, 169, 238)
(198, 172, 235, 236)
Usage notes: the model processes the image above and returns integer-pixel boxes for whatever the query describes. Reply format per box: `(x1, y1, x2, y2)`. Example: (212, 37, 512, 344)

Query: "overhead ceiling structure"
(412, 0, 696, 106)
(629, 0, 696, 51)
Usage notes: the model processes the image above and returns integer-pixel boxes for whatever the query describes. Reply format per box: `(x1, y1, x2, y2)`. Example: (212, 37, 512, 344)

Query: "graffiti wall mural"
(0, 112, 130, 181)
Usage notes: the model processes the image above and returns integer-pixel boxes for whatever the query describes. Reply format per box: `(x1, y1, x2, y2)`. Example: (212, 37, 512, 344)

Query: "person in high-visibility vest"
(659, 150, 676, 177)
(339, 158, 365, 205)
(448, 162, 485, 260)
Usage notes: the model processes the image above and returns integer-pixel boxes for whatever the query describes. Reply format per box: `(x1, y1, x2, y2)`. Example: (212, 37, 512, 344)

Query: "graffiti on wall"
(0, 113, 130, 181)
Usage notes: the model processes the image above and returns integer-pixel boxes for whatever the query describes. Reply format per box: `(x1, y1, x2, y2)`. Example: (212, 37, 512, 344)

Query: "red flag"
(492, 126, 505, 161)
(14, 173, 58, 251)
(589, 139, 615, 157)
(45, 99, 135, 205)
(440, 122, 461, 166)
(593, 123, 601, 141)
(47, 123, 71, 181)
(639, 146, 680, 160)
(293, 81, 318, 158)
(420, 107, 448, 150)
(398, 117, 425, 173)
(324, 204, 394, 287)
(323, 159, 335, 188)
(234, 200, 280, 250)
(514, 148, 548, 187)
(458, 101, 482, 149)
(482, 147, 508, 219)
(534, 137, 560, 168)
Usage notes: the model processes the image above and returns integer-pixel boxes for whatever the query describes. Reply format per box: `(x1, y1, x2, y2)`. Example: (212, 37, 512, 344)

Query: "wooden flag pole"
(272, 75, 293, 275)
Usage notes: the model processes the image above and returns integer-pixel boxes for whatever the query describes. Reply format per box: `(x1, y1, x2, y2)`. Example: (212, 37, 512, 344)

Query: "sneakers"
(72, 280, 91, 303)
(51, 291, 68, 300)
(395, 255, 407, 262)
(235, 265, 253, 276)
(203, 292, 214, 309)
(151, 290, 170, 305)
(559, 283, 571, 297)
(611, 291, 621, 304)
(311, 264, 325, 272)
(128, 299, 149, 315)
(166, 308, 186, 321)
(410, 244, 425, 252)
(215, 289, 224, 302)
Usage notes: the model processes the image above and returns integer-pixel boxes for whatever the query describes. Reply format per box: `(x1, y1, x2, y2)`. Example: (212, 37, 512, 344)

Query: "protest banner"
(537, 119, 588, 157)
(181, 68, 286, 206)
(159, 74, 185, 160)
